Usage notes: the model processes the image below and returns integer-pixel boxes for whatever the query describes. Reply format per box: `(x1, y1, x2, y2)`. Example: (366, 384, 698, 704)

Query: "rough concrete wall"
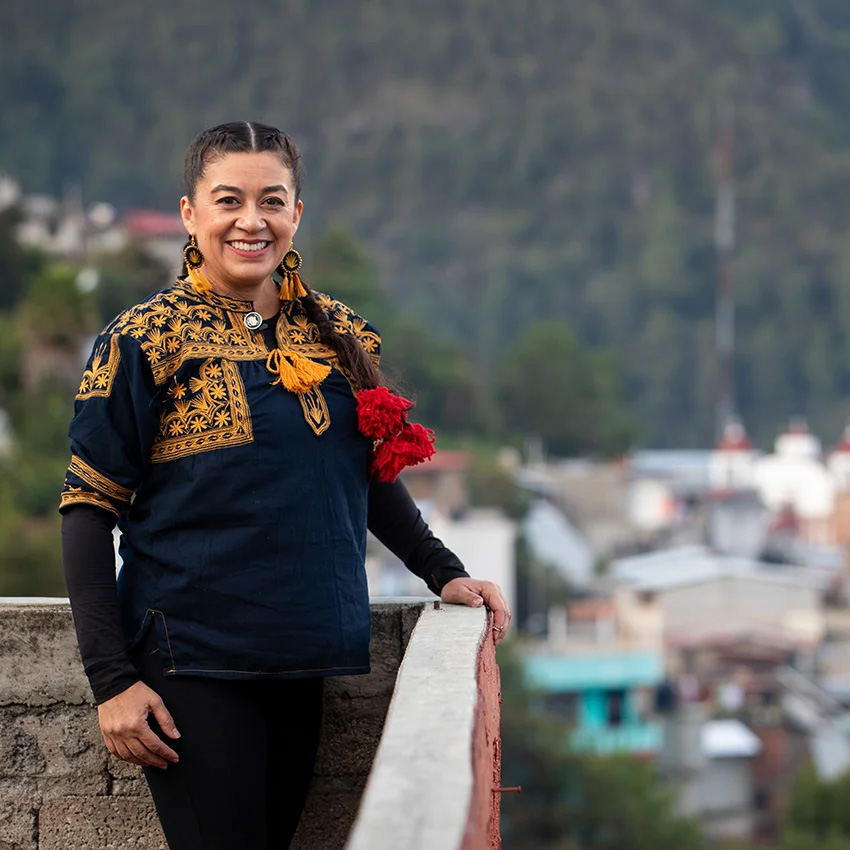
(0, 599, 424, 850)
(460, 628, 502, 850)
(0, 602, 165, 850)
(291, 601, 424, 850)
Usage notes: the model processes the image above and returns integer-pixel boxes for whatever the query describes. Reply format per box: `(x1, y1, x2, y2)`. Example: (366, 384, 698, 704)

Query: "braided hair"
(182, 121, 380, 391)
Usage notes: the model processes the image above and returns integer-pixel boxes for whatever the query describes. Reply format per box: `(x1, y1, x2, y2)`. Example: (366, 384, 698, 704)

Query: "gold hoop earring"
(278, 246, 307, 301)
(183, 235, 211, 293)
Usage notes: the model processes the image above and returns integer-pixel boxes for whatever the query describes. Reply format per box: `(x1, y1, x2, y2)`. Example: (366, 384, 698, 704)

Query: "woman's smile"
(227, 239, 272, 258)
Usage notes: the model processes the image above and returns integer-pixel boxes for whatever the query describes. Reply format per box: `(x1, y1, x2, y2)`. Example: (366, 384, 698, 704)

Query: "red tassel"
(357, 387, 413, 440)
(370, 422, 436, 483)
(357, 387, 436, 481)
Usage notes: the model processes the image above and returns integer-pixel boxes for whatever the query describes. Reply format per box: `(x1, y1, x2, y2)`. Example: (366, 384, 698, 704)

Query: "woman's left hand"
(440, 577, 511, 645)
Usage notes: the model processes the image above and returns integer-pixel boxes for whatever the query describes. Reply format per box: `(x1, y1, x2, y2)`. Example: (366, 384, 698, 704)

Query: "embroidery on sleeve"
(151, 358, 254, 462)
(59, 486, 123, 517)
(68, 456, 133, 504)
(76, 335, 121, 400)
(349, 315, 381, 367)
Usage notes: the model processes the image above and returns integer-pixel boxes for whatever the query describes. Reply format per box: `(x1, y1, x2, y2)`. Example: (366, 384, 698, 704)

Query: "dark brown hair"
(182, 122, 380, 391)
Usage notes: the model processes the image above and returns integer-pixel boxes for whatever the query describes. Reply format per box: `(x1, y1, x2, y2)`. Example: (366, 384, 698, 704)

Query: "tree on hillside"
(309, 225, 392, 331)
(310, 226, 485, 433)
(499, 320, 638, 457)
(0, 206, 38, 309)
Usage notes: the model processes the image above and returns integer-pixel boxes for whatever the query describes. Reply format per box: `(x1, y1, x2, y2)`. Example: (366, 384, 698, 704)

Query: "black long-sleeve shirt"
(62, 479, 469, 705)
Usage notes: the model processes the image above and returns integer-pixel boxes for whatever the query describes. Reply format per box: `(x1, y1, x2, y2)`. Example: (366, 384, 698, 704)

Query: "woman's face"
(180, 151, 303, 291)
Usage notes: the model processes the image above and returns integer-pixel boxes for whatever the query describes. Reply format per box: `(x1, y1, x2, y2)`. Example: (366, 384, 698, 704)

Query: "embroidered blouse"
(60, 279, 392, 681)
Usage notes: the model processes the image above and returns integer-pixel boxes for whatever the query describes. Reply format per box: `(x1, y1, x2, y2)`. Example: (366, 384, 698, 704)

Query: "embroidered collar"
(173, 277, 257, 314)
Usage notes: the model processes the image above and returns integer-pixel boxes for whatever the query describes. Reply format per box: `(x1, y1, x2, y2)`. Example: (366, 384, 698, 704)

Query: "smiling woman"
(59, 121, 511, 850)
(180, 152, 302, 308)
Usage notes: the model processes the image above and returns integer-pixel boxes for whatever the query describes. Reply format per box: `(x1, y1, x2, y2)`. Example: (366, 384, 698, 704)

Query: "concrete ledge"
(345, 603, 501, 850)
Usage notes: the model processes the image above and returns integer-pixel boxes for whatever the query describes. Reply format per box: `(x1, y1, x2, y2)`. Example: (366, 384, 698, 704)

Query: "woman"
(60, 121, 510, 850)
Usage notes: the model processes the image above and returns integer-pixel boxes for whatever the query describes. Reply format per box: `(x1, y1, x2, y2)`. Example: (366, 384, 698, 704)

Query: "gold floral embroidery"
(299, 294, 382, 367)
(59, 486, 122, 517)
(76, 335, 121, 399)
(68, 456, 133, 503)
(151, 358, 253, 463)
(316, 293, 381, 366)
(100, 282, 380, 440)
(107, 281, 265, 387)
(298, 388, 332, 437)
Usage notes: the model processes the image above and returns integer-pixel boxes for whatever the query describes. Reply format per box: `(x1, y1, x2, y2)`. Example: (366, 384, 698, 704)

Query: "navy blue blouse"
(61, 280, 383, 681)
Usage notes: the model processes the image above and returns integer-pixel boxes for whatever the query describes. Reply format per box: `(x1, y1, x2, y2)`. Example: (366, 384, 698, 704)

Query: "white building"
(611, 546, 826, 650)
(700, 720, 763, 841)
(522, 498, 594, 588)
(828, 428, 850, 492)
(366, 504, 517, 608)
(753, 421, 835, 544)
(709, 419, 759, 493)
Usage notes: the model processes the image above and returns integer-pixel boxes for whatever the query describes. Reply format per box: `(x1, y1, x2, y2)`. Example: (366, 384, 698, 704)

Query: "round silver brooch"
(244, 311, 263, 331)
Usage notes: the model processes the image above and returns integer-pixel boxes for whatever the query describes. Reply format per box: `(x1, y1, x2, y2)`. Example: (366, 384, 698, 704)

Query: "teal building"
(524, 649, 665, 756)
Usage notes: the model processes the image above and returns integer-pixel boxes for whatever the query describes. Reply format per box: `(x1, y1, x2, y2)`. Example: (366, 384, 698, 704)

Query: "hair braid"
(298, 287, 381, 392)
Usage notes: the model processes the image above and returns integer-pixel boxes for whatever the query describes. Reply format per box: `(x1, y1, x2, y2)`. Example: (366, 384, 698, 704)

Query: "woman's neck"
(206, 273, 280, 319)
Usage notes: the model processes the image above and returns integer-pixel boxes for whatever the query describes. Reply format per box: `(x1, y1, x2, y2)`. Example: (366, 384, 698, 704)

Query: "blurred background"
(4, 0, 850, 846)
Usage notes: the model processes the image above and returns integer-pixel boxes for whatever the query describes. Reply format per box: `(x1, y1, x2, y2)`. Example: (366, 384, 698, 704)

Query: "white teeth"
(230, 241, 268, 252)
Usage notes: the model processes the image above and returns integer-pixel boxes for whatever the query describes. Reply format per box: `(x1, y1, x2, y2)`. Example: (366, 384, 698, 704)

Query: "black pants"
(133, 627, 324, 850)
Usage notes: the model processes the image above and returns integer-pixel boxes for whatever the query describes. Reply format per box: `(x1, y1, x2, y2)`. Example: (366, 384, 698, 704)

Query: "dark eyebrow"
(209, 184, 289, 196)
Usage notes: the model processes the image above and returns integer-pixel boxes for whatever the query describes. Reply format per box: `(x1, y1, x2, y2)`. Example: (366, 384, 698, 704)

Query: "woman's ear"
(292, 199, 304, 235)
(180, 196, 195, 235)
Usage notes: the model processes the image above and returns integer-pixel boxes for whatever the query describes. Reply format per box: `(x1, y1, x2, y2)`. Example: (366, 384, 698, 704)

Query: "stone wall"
(0, 598, 428, 850)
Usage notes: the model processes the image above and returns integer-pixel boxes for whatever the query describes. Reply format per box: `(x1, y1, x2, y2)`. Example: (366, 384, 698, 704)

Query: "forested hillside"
(4, 0, 850, 447)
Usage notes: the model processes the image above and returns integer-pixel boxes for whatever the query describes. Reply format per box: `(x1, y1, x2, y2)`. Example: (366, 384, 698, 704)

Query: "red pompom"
(357, 387, 413, 440)
(370, 422, 437, 483)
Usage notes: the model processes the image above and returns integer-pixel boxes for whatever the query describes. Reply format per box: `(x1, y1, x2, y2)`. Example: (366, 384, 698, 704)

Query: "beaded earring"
(277, 246, 308, 300)
(183, 235, 211, 293)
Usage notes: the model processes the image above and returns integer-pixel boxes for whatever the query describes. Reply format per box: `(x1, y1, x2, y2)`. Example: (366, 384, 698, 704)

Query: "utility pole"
(714, 103, 735, 440)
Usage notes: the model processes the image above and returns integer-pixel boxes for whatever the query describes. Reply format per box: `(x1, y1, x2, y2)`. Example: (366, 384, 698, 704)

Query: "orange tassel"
(265, 348, 330, 393)
(187, 265, 212, 293)
(279, 271, 308, 301)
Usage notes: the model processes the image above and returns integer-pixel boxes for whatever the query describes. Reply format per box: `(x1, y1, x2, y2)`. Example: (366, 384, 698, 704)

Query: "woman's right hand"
(97, 681, 181, 770)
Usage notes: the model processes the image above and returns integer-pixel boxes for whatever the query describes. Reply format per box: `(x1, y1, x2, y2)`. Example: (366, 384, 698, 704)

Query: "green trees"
(500, 320, 638, 457)
(8, 1, 850, 445)
(311, 229, 635, 448)
(0, 244, 108, 594)
(781, 764, 850, 849)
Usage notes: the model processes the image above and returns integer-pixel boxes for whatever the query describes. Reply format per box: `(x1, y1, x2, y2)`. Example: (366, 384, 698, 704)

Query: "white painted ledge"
(345, 602, 489, 850)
